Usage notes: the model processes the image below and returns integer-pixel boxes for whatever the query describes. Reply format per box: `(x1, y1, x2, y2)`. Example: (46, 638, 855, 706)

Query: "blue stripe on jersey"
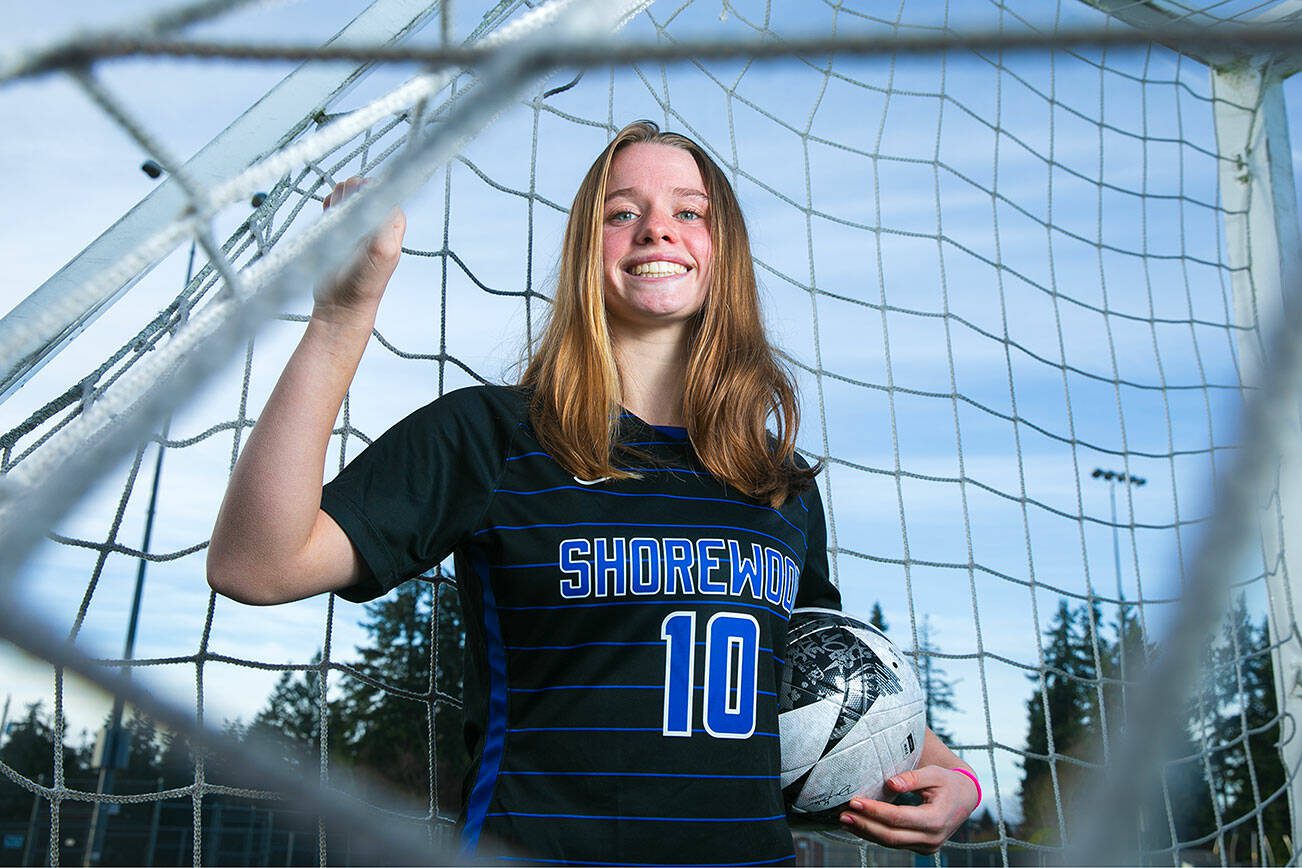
(508, 684, 778, 697)
(508, 726, 779, 738)
(475, 520, 800, 559)
(509, 684, 665, 693)
(492, 486, 806, 542)
(506, 639, 776, 655)
(497, 598, 790, 620)
(459, 548, 508, 858)
(487, 811, 786, 823)
(506, 451, 551, 461)
(496, 856, 794, 866)
(505, 640, 664, 650)
(498, 770, 779, 780)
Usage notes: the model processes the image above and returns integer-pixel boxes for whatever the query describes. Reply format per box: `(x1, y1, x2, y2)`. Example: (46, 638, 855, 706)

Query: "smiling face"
(601, 142, 713, 334)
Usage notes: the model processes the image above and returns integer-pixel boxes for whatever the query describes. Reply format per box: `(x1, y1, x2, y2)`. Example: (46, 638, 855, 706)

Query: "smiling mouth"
(626, 260, 691, 277)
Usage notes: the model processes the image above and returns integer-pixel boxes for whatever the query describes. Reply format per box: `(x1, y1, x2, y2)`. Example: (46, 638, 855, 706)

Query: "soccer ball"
(778, 607, 927, 822)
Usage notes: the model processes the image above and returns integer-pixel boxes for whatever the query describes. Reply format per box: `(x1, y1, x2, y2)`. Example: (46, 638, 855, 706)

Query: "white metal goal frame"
(2, 0, 1302, 865)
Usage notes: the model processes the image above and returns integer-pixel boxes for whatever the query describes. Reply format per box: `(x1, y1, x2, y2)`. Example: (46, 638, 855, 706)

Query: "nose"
(639, 208, 677, 244)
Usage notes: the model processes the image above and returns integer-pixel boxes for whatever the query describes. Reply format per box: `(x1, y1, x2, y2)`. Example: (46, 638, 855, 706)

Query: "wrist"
(308, 302, 378, 337)
(950, 767, 981, 810)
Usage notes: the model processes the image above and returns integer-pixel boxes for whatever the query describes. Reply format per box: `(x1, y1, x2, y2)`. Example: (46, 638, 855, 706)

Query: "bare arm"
(837, 728, 981, 854)
(206, 179, 406, 605)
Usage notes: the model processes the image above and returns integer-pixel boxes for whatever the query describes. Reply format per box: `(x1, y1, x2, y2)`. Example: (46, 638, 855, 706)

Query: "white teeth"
(629, 260, 689, 277)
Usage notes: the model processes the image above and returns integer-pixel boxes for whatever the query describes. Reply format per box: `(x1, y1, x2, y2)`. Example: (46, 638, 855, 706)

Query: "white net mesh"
(2, 0, 1301, 864)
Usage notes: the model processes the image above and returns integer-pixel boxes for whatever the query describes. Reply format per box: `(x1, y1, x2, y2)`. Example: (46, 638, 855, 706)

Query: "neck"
(610, 321, 692, 426)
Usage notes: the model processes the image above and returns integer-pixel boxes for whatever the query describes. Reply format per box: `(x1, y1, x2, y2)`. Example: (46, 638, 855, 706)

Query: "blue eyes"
(608, 209, 704, 223)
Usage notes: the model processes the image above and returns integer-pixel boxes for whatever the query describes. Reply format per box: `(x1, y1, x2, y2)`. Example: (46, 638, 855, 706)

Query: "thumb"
(885, 766, 948, 795)
(885, 769, 921, 795)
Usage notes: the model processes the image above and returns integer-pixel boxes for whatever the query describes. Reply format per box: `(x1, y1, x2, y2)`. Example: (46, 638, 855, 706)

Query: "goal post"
(1057, 0, 1302, 854)
(1212, 58, 1302, 851)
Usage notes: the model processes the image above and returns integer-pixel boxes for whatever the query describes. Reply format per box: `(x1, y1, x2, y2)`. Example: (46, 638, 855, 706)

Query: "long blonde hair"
(520, 120, 814, 507)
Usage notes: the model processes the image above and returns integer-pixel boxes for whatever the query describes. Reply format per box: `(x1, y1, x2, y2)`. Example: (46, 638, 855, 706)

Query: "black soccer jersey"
(321, 385, 840, 866)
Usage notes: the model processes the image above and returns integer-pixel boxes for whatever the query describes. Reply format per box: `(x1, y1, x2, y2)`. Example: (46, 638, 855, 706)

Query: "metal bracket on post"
(1211, 55, 1302, 854)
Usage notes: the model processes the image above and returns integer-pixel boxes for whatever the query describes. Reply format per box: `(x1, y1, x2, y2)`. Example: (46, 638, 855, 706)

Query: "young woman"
(207, 121, 979, 865)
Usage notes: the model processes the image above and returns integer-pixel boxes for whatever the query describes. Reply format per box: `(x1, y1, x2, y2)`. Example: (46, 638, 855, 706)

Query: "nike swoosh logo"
(573, 476, 610, 486)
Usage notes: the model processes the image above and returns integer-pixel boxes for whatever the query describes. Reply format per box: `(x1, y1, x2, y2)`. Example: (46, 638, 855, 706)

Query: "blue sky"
(2, 0, 1297, 830)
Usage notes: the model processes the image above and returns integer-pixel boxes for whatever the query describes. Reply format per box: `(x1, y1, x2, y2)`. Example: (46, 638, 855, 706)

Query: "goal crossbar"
(0, 0, 441, 404)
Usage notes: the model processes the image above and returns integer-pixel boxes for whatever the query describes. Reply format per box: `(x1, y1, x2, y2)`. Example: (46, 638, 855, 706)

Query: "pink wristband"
(951, 767, 981, 808)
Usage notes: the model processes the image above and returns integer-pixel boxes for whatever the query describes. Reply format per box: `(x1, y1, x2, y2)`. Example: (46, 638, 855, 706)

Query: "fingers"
(320, 176, 408, 271)
(839, 803, 943, 855)
(846, 766, 980, 855)
(323, 176, 367, 210)
(848, 798, 916, 829)
(846, 798, 948, 852)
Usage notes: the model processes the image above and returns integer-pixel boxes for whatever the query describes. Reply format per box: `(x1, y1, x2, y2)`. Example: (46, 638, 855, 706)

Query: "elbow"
(206, 541, 284, 606)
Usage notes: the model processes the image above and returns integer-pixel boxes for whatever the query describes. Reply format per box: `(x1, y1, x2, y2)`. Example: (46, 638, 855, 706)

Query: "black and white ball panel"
(779, 607, 926, 818)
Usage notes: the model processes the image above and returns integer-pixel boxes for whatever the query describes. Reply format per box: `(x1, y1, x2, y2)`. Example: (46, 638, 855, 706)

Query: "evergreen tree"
(1013, 594, 1291, 858)
(917, 616, 958, 744)
(252, 657, 325, 743)
(1093, 605, 1218, 855)
(1204, 596, 1288, 862)
(869, 602, 888, 633)
(157, 723, 197, 789)
(1, 702, 72, 780)
(331, 578, 468, 812)
(118, 713, 165, 782)
(1018, 600, 1104, 844)
(966, 807, 1000, 845)
(0, 702, 90, 822)
(240, 575, 468, 818)
(246, 652, 333, 777)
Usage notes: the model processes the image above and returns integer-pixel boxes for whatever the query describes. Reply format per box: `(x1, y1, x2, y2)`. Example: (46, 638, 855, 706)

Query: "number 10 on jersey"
(660, 611, 760, 739)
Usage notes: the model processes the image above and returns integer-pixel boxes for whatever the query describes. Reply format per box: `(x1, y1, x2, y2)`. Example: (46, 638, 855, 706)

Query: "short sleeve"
(794, 472, 842, 611)
(320, 386, 523, 603)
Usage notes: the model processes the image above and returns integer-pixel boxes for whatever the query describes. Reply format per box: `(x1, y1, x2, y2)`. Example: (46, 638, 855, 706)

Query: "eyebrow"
(604, 186, 709, 202)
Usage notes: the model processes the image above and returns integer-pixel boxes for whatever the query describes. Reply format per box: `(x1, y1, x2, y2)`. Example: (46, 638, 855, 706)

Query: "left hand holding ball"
(837, 765, 981, 855)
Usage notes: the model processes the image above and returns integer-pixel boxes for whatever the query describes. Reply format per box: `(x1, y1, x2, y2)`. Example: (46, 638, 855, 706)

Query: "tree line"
(868, 595, 1286, 862)
(0, 584, 1288, 865)
(0, 579, 465, 865)
(1016, 595, 1287, 862)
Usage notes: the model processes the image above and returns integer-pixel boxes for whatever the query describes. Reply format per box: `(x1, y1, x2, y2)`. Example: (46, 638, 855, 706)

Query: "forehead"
(606, 142, 705, 194)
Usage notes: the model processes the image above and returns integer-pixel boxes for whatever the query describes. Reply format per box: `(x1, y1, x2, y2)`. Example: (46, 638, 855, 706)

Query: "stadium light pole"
(1090, 467, 1146, 610)
(83, 237, 196, 867)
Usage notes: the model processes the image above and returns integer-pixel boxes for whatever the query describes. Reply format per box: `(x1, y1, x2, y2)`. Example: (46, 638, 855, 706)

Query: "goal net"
(1, 0, 1300, 864)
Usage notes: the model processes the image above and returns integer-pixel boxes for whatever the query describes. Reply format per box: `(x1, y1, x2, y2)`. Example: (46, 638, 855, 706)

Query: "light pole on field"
(84, 218, 200, 866)
(1090, 467, 1147, 610)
